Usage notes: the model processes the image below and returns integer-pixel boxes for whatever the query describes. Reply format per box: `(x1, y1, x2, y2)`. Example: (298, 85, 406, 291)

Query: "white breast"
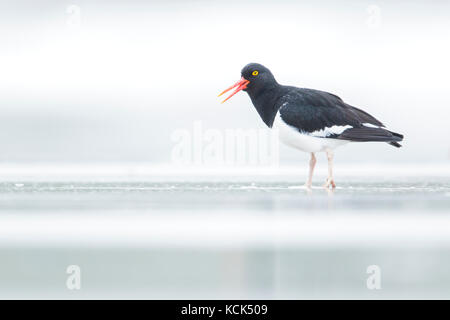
(272, 112, 349, 153)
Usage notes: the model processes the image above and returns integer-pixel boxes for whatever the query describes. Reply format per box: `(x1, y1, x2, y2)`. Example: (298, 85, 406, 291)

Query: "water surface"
(0, 169, 449, 299)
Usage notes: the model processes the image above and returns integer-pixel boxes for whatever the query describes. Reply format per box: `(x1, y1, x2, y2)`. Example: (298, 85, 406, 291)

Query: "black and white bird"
(219, 63, 403, 188)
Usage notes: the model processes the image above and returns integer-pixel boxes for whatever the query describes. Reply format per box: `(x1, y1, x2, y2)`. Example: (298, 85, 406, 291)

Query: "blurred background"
(0, 0, 449, 164)
(0, 0, 450, 300)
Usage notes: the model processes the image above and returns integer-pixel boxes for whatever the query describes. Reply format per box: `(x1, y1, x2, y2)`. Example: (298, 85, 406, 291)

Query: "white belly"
(273, 112, 349, 153)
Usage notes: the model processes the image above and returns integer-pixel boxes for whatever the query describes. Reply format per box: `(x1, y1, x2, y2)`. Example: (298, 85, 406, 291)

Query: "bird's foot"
(323, 177, 336, 189)
(304, 181, 312, 189)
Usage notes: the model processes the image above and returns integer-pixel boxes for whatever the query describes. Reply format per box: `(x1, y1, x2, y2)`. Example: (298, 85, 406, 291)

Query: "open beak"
(218, 77, 250, 103)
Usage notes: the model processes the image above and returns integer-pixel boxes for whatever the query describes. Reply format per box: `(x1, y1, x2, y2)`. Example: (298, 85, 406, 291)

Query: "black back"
(241, 63, 383, 130)
(276, 87, 384, 133)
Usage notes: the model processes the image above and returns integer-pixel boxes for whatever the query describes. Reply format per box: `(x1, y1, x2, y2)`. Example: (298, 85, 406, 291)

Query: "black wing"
(278, 87, 403, 146)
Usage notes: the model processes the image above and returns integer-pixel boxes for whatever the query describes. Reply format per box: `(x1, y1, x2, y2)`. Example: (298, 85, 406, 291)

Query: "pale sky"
(0, 0, 448, 164)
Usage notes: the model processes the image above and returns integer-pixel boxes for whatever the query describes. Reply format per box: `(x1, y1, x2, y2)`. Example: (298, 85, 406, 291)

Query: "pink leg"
(305, 153, 316, 188)
(323, 149, 336, 189)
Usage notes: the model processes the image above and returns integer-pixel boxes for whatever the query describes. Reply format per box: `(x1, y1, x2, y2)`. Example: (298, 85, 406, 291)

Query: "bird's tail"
(337, 127, 404, 147)
(387, 131, 403, 148)
(389, 141, 402, 148)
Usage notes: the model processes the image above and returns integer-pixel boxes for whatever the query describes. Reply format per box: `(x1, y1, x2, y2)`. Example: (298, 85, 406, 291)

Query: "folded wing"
(278, 88, 403, 147)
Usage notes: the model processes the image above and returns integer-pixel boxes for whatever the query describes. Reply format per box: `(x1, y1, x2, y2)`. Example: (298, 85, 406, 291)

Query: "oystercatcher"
(219, 63, 403, 188)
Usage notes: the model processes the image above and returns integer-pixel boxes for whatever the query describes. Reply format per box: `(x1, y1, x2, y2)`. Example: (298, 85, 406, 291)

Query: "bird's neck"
(247, 83, 283, 128)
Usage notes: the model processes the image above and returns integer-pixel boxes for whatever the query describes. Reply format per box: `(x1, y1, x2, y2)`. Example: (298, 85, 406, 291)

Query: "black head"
(219, 63, 282, 127)
(219, 62, 278, 103)
(240, 63, 277, 94)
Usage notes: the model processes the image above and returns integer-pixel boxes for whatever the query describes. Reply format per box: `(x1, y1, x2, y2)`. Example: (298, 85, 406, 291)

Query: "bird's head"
(219, 63, 277, 103)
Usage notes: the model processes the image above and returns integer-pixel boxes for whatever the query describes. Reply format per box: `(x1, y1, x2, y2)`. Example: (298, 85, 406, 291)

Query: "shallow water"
(1, 177, 448, 213)
(0, 170, 449, 299)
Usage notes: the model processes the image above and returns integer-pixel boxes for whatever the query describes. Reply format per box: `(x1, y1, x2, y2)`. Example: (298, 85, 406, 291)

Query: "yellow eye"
(252, 70, 259, 76)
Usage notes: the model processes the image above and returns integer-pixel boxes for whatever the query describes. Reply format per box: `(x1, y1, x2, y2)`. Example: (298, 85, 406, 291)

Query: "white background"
(0, 0, 448, 164)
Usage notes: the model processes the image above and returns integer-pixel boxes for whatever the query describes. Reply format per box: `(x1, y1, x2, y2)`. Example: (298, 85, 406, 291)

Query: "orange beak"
(218, 77, 250, 103)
